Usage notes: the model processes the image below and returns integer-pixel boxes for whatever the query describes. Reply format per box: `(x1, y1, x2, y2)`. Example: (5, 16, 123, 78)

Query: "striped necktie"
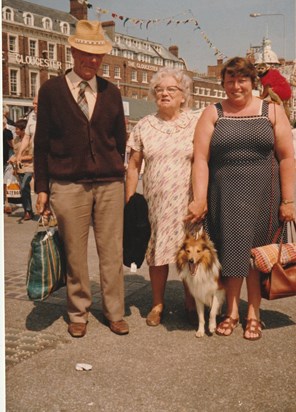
(77, 81, 89, 119)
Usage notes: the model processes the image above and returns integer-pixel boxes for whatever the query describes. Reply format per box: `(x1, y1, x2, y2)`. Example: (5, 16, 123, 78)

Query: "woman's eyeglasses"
(154, 86, 183, 95)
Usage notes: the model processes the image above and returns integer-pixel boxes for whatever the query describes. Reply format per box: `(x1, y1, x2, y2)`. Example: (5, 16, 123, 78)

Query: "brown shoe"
(109, 319, 129, 335)
(68, 322, 87, 338)
(4, 205, 12, 214)
(24, 211, 34, 221)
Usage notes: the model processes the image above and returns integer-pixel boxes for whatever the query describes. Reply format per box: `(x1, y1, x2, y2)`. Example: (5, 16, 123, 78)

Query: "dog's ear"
(185, 232, 192, 241)
(176, 249, 187, 273)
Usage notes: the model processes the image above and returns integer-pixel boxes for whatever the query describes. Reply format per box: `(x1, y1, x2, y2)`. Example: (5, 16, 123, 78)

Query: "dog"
(176, 231, 225, 337)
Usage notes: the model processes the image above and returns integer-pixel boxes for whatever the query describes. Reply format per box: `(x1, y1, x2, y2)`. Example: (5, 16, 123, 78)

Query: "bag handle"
(278, 221, 296, 263)
(35, 216, 56, 235)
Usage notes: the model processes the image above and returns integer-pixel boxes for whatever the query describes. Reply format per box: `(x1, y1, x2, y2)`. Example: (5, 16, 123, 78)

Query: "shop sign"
(15, 53, 62, 70)
(127, 61, 158, 72)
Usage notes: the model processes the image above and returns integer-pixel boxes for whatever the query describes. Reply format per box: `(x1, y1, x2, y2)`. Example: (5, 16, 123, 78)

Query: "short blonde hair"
(149, 67, 192, 108)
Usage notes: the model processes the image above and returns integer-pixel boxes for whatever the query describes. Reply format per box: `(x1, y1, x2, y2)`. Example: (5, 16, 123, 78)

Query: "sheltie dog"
(176, 231, 225, 337)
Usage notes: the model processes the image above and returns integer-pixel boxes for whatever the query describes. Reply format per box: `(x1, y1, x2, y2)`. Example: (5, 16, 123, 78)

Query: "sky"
(27, 0, 295, 72)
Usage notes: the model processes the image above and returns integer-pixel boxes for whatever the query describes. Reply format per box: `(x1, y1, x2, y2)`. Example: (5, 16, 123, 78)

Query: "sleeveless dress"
(128, 110, 201, 266)
(205, 100, 281, 278)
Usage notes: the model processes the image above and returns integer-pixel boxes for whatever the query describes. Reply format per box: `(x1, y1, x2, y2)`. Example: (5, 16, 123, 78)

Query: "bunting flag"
(95, 8, 227, 59)
(77, 0, 93, 8)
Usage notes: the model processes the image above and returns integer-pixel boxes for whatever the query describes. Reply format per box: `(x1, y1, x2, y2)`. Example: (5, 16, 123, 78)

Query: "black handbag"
(123, 193, 151, 268)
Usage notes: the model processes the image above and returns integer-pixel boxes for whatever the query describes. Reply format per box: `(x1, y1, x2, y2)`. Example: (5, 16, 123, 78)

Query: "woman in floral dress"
(125, 67, 201, 326)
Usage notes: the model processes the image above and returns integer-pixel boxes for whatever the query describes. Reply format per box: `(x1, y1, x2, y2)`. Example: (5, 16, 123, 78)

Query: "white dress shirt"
(66, 70, 97, 119)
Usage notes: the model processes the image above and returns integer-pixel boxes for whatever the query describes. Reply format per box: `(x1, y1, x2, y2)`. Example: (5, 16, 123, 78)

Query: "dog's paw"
(209, 323, 216, 335)
(195, 329, 205, 338)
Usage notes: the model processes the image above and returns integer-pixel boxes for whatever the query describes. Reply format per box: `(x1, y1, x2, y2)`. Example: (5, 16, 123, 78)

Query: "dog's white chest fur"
(181, 263, 221, 308)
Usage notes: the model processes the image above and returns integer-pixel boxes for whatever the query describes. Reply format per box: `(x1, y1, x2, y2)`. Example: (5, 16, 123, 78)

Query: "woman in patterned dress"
(125, 67, 201, 326)
(186, 57, 295, 340)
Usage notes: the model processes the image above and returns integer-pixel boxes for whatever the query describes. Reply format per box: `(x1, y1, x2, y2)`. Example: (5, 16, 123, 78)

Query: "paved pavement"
(3, 196, 296, 412)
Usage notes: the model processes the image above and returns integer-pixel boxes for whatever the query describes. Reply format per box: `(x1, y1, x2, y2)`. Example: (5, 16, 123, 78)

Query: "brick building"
(2, 0, 225, 123)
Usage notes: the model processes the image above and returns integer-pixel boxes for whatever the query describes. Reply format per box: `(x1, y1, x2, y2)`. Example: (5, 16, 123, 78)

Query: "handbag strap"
(278, 221, 296, 263)
(35, 216, 55, 236)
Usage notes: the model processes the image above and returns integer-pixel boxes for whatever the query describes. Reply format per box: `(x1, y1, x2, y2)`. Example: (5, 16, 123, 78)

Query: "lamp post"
(250, 13, 286, 61)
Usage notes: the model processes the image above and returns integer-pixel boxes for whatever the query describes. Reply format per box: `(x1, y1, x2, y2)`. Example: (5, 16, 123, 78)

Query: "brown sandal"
(216, 316, 239, 336)
(146, 306, 164, 327)
(244, 318, 262, 341)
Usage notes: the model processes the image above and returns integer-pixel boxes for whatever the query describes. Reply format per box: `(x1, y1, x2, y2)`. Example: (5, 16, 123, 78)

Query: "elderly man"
(34, 20, 128, 337)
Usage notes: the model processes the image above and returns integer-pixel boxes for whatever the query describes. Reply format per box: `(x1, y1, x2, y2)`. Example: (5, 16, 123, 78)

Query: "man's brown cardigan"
(34, 74, 127, 194)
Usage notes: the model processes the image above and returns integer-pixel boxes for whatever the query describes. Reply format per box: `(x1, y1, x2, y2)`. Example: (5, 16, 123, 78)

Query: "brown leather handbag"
(259, 222, 296, 300)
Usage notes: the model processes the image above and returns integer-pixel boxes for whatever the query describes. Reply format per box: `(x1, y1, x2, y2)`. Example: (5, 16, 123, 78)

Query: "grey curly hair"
(149, 67, 192, 108)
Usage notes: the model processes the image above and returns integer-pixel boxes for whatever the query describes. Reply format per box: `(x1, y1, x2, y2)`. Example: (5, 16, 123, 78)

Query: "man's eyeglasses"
(154, 86, 183, 95)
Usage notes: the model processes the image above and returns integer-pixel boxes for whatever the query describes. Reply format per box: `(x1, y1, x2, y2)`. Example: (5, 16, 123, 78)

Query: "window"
(114, 66, 121, 79)
(102, 64, 110, 77)
(43, 18, 52, 30)
(48, 43, 56, 60)
(65, 47, 72, 65)
(154, 57, 163, 66)
(3, 7, 14, 21)
(30, 72, 38, 97)
(8, 35, 17, 53)
(9, 69, 19, 95)
(123, 50, 134, 59)
(142, 72, 148, 83)
(23, 13, 34, 26)
(131, 70, 137, 82)
(111, 48, 119, 56)
(60, 22, 69, 35)
(131, 93, 138, 99)
(29, 39, 37, 57)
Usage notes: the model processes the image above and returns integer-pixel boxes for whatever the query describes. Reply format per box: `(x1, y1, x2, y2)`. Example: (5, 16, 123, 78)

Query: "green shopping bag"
(26, 220, 67, 301)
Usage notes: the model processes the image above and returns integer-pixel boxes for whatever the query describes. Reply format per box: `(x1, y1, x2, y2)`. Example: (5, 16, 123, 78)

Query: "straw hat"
(68, 20, 112, 54)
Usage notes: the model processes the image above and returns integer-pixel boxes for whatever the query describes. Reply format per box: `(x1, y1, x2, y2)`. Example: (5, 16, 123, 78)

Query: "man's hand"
(36, 192, 51, 216)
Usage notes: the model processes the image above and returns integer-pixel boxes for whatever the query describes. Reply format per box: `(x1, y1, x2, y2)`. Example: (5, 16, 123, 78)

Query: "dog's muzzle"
(188, 259, 197, 276)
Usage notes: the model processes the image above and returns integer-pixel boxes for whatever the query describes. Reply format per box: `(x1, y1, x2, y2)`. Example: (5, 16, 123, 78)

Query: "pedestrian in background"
(186, 57, 295, 340)
(8, 119, 34, 221)
(125, 67, 201, 327)
(16, 95, 38, 193)
(34, 20, 128, 337)
(3, 116, 14, 214)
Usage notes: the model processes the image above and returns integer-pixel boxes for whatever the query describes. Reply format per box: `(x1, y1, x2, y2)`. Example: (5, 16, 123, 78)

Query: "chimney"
(70, 0, 87, 20)
(102, 21, 115, 42)
(217, 58, 223, 66)
(169, 45, 179, 58)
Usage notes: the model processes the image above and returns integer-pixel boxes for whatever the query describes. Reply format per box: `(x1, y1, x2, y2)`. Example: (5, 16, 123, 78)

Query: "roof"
(3, 0, 77, 32)
(123, 97, 156, 121)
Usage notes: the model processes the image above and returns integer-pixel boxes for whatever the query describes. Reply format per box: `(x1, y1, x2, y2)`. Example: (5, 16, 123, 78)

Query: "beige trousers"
(50, 180, 125, 323)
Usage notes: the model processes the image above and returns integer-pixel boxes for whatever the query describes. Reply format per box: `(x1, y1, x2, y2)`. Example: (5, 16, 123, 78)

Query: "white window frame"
(9, 68, 20, 96)
(102, 64, 110, 77)
(3, 7, 14, 21)
(29, 71, 39, 98)
(48, 43, 56, 60)
(23, 12, 34, 26)
(29, 39, 38, 57)
(114, 66, 121, 79)
(142, 72, 148, 83)
(42, 17, 53, 30)
(60, 22, 70, 35)
(65, 47, 73, 67)
(8, 34, 18, 53)
(131, 70, 138, 82)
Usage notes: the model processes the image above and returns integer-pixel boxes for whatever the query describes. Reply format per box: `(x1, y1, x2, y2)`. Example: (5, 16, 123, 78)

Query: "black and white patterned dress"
(206, 100, 281, 278)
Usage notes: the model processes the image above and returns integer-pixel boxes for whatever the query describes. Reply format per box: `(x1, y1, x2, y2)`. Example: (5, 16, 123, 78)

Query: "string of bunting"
(77, 0, 93, 8)
(95, 7, 227, 59)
